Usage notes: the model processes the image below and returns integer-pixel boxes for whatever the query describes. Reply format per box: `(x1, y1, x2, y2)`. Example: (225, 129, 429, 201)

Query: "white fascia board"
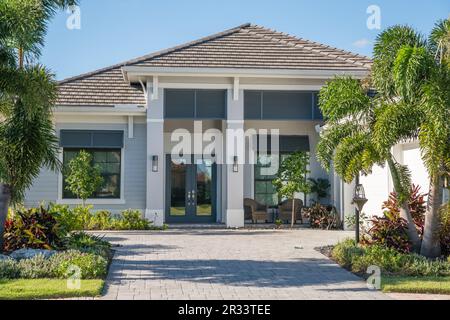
(122, 66, 369, 80)
(54, 105, 146, 116)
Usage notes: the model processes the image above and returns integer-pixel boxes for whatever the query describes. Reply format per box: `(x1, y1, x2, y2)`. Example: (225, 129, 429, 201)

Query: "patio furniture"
(244, 198, 269, 223)
(277, 199, 303, 224)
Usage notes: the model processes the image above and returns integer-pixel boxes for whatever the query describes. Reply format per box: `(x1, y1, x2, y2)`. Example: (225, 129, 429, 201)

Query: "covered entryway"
(165, 155, 217, 223)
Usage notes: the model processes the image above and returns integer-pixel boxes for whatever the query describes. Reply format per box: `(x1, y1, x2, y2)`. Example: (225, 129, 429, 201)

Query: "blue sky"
(41, 0, 449, 80)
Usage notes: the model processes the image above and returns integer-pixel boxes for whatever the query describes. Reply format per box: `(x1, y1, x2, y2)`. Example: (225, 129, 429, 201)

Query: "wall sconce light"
(152, 155, 159, 172)
(233, 156, 239, 173)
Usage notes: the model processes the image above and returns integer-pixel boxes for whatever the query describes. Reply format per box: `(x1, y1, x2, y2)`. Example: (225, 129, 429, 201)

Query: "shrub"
(362, 213, 412, 253)
(382, 184, 426, 236)
(305, 204, 342, 230)
(112, 209, 150, 230)
(0, 259, 20, 279)
(17, 254, 54, 279)
(350, 245, 406, 274)
(3, 206, 64, 252)
(51, 250, 108, 279)
(331, 240, 450, 277)
(64, 232, 111, 259)
(88, 210, 112, 230)
(440, 203, 450, 256)
(49, 203, 84, 232)
(331, 239, 364, 268)
(49, 204, 152, 231)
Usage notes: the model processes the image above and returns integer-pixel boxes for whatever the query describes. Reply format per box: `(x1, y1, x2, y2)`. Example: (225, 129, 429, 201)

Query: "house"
(25, 23, 432, 227)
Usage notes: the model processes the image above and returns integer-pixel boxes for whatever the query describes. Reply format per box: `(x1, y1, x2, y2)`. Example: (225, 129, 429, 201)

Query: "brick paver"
(99, 229, 388, 300)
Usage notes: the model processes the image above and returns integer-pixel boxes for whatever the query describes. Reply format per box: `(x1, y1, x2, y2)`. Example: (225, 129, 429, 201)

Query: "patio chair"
(243, 198, 269, 223)
(278, 199, 303, 224)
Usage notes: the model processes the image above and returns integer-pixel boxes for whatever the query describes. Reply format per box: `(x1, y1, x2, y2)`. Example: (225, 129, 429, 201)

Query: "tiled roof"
(57, 23, 372, 106)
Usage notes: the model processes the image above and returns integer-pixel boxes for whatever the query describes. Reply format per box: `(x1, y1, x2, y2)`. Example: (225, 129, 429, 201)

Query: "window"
(244, 90, 323, 120)
(254, 153, 291, 206)
(62, 149, 121, 199)
(164, 89, 226, 119)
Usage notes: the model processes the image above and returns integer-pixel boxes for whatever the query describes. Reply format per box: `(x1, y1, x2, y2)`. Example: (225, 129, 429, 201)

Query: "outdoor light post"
(352, 176, 367, 244)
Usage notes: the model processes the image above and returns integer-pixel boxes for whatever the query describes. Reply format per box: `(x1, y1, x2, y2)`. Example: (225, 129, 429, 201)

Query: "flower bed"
(321, 239, 450, 294)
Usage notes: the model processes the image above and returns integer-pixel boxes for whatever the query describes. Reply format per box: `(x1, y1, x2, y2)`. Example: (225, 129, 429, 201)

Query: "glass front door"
(166, 155, 216, 223)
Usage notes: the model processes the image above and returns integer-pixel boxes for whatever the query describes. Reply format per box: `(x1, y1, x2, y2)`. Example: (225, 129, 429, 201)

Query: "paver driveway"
(100, 229, 388, 300)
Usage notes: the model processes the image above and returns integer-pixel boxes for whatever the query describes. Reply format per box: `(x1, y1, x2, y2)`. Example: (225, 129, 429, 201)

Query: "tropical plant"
(112, 209, 150, 230)
(63, 232, 111, 259)
(332, 240, 450, 277)
(317, 76, 421, 251)
(382, 184, 427, 236)
(64, 150, 103, 207)
(308, 178, 330, 203)
(2, 206, 64, 252)
(362, 212, 412, 253)
(440, 203, 450, 257)
(371, 19, 450, 258)
(0, 0, 78, 248)
(305, 204, 341, 230)
(272, 151, 311, 228)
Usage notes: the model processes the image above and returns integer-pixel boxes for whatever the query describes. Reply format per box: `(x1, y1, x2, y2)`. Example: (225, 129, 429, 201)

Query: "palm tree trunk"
(18, 47, 24, 69)
(0, 184, 12, 250)
(386, 156, 421, 252)
(291, 198, 295, 228)
(420, 175, 443, 258)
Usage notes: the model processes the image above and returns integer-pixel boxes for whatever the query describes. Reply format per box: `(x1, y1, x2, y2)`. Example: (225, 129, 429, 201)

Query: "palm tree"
(0, 0, 77, 248)
(316, 76, 422, 251)
(371, 19, 450, 258)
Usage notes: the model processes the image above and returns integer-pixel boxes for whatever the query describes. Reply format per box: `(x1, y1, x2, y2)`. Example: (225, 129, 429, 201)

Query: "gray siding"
(24, 122, 147, 213)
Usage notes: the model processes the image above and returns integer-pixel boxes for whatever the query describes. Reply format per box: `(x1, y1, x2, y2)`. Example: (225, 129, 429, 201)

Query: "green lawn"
(0, 279, 105, 300)
(382, 276, 450, 295)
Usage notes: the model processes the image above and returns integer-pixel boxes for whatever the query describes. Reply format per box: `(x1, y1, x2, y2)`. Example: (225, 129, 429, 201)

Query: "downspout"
(139, 79, 148, 107)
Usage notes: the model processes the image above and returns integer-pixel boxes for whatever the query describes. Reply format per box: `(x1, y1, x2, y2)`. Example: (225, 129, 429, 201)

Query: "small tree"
(64, 150, 103, 207)
(273, 152, 312, 228)
(308, 178, 331, 204)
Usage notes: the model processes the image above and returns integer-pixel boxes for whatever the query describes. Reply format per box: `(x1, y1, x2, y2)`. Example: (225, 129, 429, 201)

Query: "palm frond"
(316, 122, 361, 171)
(372, 25, 426, 98)
(318, 76, 371, 122)
(393, 45, 434, 103)
(373, 101, 423, 153)
(429, 18, 450, 65)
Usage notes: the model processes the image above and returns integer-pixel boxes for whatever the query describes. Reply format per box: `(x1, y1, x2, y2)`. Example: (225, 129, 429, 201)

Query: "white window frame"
(57, 147, 126, 205)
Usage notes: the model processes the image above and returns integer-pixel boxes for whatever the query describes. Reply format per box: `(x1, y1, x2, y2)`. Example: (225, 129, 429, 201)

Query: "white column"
(225, 89, 245, 228)
(145, 82, 165, 226)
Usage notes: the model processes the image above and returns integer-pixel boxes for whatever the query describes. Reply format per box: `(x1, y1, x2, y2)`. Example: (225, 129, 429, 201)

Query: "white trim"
(123, 66, 369, 79)
(159, 83, 233, 89)
(57, 146, 126, 206)
(240, 84, 323, 91)
(152, 76, 159, 100)
(54, 105, 146, 116)
(56, 199, 126, 205)
(233, 77, 240, 101)
(128, 116, 134, 139)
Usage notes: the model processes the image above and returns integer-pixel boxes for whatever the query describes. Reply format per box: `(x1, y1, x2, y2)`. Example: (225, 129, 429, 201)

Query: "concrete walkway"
(100, 229, 388, 300)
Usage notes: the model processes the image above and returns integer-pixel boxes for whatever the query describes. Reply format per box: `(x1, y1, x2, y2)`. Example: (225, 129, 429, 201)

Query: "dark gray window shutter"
(165, 89, 195, 118)
(257, 135, 310, 153)
(60, 130, 124, 148)
(244, 91, 262, 119)
(312, 92, 323, 120)
(196, 90, 226, 119)
(262, 91, 312, 120)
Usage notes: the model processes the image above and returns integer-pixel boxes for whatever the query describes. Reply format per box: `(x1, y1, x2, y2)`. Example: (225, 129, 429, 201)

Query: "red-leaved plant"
(362, 185, 427, 253)
(382, 184, 427, 237)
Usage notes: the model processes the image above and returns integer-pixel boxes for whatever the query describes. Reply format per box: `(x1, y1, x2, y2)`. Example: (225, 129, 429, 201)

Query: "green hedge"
(331, 239, 450, 277)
